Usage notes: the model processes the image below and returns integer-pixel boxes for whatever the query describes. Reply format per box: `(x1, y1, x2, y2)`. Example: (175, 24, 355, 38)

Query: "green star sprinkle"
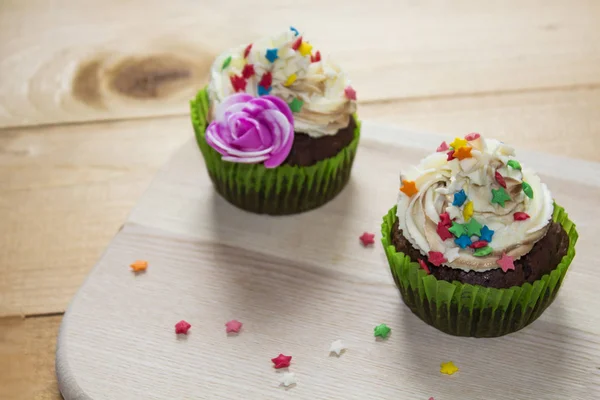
(288, 97, 304, 113)
(491, 188, 511, 207)
(507, 160, 522, 170)
(374, 323, 391, 339)
(221, 56, 232, 70)
(448, 222, 467, 238)
(522, 181, 534, 199)
(464, 218, 483, 237)
(473, 246, 493, 257)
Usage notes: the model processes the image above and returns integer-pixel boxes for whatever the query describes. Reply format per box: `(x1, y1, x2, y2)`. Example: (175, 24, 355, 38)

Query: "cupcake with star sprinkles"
(381, 134, 578, 337)
(190, 27, 359, 214)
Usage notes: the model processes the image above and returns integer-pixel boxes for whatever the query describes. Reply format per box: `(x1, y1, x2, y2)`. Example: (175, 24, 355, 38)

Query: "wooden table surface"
(1, 1, 599, 399)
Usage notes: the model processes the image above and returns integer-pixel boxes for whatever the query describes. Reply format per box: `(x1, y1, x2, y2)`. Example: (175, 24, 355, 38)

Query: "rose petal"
(256, 109, 291, 152)
(256, 121, 273, 148)
(261, 95, 294, 125)
(264, 129, 293, 168)
(232, 126, 263, 149)
(205, 123, 231, 155)
(242, 98, 279, 117)
(215, 94, 253, 121)
(222, 155, 269, 163)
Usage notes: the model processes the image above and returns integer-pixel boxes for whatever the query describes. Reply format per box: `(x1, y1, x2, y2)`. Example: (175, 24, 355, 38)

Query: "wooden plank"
(0, 315, 63, 400)
(1, 0, 600, 128)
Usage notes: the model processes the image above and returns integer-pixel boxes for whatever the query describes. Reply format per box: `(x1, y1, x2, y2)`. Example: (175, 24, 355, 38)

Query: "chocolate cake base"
(391, 220, 569, 289)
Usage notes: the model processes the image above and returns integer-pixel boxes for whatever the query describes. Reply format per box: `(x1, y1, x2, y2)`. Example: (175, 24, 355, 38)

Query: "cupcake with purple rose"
(190, 27, 360, 214)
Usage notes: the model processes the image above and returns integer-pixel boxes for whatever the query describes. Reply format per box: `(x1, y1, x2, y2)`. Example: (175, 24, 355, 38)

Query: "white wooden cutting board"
(56, 122, 600, 400)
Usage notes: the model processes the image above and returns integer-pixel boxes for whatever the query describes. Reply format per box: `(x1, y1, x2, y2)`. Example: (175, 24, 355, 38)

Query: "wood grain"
(1, 0, 600, 127)
(56, 125, 600, 399)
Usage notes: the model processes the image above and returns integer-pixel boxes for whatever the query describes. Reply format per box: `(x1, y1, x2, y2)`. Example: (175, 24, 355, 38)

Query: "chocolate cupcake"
(190, 27, 360, 215)
(381, 134, 578, 337)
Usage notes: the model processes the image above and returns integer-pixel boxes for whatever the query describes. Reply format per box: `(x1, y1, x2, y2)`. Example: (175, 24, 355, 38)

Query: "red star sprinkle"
(271, 354, 292, 369)
(259, 71, 272, 89)
(225, 320, 243, 333)
(497, 253, 515, 273)
(495, 171, 507, 188)
(241, 64, 255, 79)
(465, 133, 481, 141)
(514, 212, 530, 221)
(311, 50, 321, 63)
(243, 43, 253, 58)
(418, 259, 431, 274)
(428, 251, 447, 267)
(175, 320, 191, 335)
(344, 86, 357, 100)
(447, 150, 455, 161)
(230, 75, 247, 92)
(439, 212, 452, 227)
(436, 221, 454, 241)
(292, 36, 302, 51)
(360, 232, 375, 246)
(470, 240, 489, 249)
(436, 141, 449, 152)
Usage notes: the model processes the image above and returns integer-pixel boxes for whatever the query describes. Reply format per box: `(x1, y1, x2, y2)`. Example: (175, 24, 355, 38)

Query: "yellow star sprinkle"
(463, 200, 474, 221)
(440, 361, 459, 375)
(284, 73, 297, 87)
(298, 41, 313, 57)
(449, 137, 468, 150)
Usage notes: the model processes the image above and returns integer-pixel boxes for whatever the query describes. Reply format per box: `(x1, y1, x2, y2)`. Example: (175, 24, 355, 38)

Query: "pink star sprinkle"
(344, 86, 357, 100)
(497, 253, 515, 273)
(514, 212, 530, 221)
(418, 259, 431, 274)
(436, 141, 449, 152)
(447, 150, 455, 161)
(439, 212, 452, 227)
(225, 320, 243, 334)
(428, 251, 447, 267)
(360, 232, 375, 246)
(436, 222, 453, 241)
(271, 354, 292, 369)
(175, 320, 191, 335)
(465, 133, 480, 141)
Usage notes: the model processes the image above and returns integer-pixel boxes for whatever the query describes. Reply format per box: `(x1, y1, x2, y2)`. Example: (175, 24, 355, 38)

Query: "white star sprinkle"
(279, 372, 296, 387)
(444, 247, 460, 262)
(329, 339, 346, 356)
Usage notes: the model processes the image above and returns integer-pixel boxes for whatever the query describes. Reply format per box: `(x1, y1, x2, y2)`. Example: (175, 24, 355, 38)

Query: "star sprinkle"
(437, 141, 449, 152)
(428, 251, 447, 266)
(436, 222, 453, 241)
(454, 235, 472, 249)
(292, 36, 302, 51)
(290, 26, 299, 36)
(494, 171, 507, 188)
(444, 247, 460, 262)
(271, 354, 292, 369)
(473, 246, 493, 257)
(491, 187, 511, 207)
(522, 181, 534, 198)
(288, 98, 304, 113)
(225, 320, 243, 333)
(463, 200, 474, 221)
(479, 226, 495, 242)
(507, 160, 522, 170)
(265, 48, 279, 63)
(298, 41, 313, 56)
(175, 320, 191, 335)
(259, 71, 272, 89)
(344, 86, 357, 100)
(465, 132, 480, 141)
(497, 253, 515, 272)
(311, 51, 321, 63)
(446, 150, 455, 161)
(454, 145, 472, 160)
(448, 222, 467, 238)
(329, 339, 346, 356)
(279, 372, 297, 387)
(241, 63, 255, 79)
(440, 361, 459, 375)
(130, 260, 148, 272)
(243, 43, 253, 58)
(221, 56, 232, 70)
(359, 232, 375, 247)
(258, 85, 272, 96)
(374, 323, 391, 339)
(470, 240, 488, 249)
(439, 212, 452, 227)
(452, 189, 467, 206)
(230, 75, 247, 92)
(418, 259, 431, 274)
(464, 218, 483, 237)
(450, 137, 468, 150)
(400, 180, 418, 197)
(514, 212, 530, 221)
(284, 73, 297, 87)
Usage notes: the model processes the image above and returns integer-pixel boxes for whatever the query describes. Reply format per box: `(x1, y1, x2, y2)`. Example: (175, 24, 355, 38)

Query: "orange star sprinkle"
(130, 260, 148, 272)
(454, 145, 473, 160)
(400, 180, 418, 197)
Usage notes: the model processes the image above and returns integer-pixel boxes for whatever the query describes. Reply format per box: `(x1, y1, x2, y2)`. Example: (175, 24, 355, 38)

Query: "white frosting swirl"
(208, 29, 356, 138)
(396, 136, 554, 272)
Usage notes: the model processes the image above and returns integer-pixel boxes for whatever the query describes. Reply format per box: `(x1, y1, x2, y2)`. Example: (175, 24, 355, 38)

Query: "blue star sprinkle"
(452, 189, 467, 207)
(454, 235, 472, 249)
(257, 85, 272, 96)
(290, 26, 299, 36)
(479, 225, 495, 242)
(265, 48, 279, 63)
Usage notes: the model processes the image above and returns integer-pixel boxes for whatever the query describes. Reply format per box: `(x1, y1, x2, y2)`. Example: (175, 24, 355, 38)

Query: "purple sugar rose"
(205, 93, 295, 168)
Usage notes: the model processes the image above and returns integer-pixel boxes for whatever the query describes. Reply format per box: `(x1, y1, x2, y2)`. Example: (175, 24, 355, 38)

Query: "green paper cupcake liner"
(190, 88, 361, 215)
(381, 203, 578, 338)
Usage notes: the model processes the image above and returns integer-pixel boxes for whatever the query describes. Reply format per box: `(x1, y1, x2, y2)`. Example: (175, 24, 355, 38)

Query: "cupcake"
(381, 134, 577, 337)
(190, 27, 360, 215)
